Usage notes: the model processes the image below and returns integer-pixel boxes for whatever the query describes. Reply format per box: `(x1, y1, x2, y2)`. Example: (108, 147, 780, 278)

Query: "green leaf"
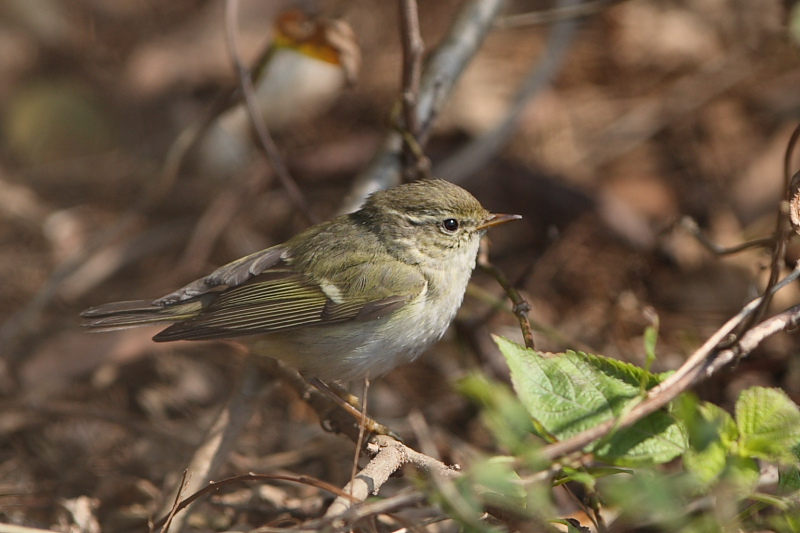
(675, 394, 737, 450)
(698, 401, 740, 448)
(779, 466, 800, 495)
(602, 469, 697, 529)
(682, 401, 739, 486)
(642, 310, 659, 374)
(736, 387, 800, 464)
(469, 456, 528, 511)
(721, 455, 760, 497)
(494, 336, 686, 466)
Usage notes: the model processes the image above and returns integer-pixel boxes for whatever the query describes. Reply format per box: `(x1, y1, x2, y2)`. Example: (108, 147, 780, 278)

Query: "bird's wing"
(153, 245, 290, 305)
(151, 256, 426, 342)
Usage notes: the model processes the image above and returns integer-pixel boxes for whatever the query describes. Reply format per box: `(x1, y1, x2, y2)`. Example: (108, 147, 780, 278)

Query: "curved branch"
(326, 434, 459, 517)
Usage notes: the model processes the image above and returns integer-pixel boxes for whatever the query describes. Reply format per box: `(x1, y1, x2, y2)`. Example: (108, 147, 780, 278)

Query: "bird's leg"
(304, 377, 400, 439)
(305, 377, 362, 417)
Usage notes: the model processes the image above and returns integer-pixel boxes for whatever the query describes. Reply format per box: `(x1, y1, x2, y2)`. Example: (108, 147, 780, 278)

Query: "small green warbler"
(81, 179, 520, 381)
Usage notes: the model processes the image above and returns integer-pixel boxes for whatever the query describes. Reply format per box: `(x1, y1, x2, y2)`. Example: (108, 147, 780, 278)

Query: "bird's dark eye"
(442, 218, 459, 232)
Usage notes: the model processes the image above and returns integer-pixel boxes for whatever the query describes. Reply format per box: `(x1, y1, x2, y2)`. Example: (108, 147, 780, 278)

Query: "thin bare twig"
(398, 0, 429, 181)
(326, 433, 460, 517)
(706, 303, 800, 377)
(477, 257, 535, 350)
(151, 472, 356, 532)
(496, 0, 620, 27)
(350, 376, 371, 498)
(399, 0, 423, 139)
(671, 126, 800, 353)
(159, 470, 189, 533)
(223, 0, 317, 224)
(156, 354, 267, 531)
(251, 362, 461, 521)
(675, 216, 774, 256)
(278, 487, 428, 532)
(724, 127, 800, 349)
(0, 523, 60, 533)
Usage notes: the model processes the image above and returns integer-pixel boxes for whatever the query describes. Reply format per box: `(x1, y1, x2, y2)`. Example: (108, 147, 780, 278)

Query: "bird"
(81, 179, 520, 382)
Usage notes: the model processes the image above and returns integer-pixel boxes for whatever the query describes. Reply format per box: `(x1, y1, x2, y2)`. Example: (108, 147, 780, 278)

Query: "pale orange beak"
(477, 213, 522, 231)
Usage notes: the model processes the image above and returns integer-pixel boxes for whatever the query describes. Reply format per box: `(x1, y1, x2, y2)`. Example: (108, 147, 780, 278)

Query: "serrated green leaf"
(494, 336, 686, 466)
(736, 387, 800, 464)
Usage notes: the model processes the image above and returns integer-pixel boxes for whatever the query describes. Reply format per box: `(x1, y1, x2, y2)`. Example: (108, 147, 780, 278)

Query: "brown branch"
(158, 470, 189, 533)
(721, 127, 800, 349)
(321, 488, 427, 530)
(496, 0, 619, 27)
(257, 365, 463, 521)
(325, 434, 460, 517)
(675, 216, 774, 256)
(151, 472, 356, 532)
(399, 0, 423, 139)
(477, 255, 535, 350)
(397, 0, 429, 181)
(223, 0, 317, 224)
(145, 357, 458, 531)
(705, 303, 800, 377)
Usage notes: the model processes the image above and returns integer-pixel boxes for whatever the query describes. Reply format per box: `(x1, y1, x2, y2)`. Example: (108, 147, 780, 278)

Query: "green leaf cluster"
(451, 337, 800, 531)
(493, 335, 687, 466)
(682, 387, 800, 492)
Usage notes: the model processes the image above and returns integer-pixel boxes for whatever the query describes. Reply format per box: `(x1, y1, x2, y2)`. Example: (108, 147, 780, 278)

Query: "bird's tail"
(80, 299, 204, 332)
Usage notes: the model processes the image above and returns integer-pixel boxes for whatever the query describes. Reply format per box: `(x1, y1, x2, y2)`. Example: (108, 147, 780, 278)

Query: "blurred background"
(1, 0, 800, 530)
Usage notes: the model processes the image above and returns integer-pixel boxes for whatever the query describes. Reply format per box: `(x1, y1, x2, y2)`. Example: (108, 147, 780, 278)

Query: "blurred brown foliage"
(1, 0, 799, 530)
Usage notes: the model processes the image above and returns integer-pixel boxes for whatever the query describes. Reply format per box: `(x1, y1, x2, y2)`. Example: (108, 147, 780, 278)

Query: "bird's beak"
(477, 213, 522, 231)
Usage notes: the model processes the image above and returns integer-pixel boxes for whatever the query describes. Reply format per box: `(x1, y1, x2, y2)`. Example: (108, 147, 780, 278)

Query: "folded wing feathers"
(80, 299, 205, 331)
(154, 246, 287, 305)
(153, 291, 366, 341)
(82, 247, 414, 341)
